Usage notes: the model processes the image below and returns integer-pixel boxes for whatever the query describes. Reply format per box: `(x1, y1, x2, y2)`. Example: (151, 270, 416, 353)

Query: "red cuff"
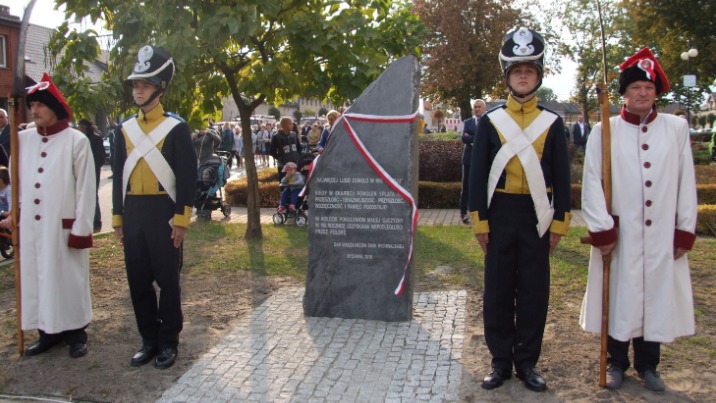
(68, 233, 93, 249)
(674, 229, 696, 250)
(588, 216, 619, 246)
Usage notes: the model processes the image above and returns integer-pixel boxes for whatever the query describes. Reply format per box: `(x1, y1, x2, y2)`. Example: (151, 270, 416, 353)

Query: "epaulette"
(485, 103, 507, 115)
(164, 112, 187, 124)
(536, 103, 560, 118)
(120, 113, 139, 124)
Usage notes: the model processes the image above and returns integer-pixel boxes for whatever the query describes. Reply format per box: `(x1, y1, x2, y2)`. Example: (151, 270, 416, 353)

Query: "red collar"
(37, 120, 69, 136)
(620, 106, 657, 125)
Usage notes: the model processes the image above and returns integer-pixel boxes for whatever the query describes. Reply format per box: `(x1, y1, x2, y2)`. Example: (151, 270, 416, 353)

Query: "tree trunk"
(235, 97, 263, 240)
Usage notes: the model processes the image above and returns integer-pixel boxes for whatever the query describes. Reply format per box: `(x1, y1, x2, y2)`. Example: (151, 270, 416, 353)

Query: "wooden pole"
(8, 95, 22, 355)
(594, 0, 612, 387)
(596, 82, 612, 387)
(10, 0, 38, 355)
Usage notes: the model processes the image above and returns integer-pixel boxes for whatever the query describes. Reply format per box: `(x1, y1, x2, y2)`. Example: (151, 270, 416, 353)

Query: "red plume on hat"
(618, 48, 670, 96)
(25, 73, 73, 120)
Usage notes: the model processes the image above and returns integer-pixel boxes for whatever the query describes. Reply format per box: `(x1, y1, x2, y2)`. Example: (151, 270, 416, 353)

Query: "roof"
(24, 24, 56, 83)
(0, 13, 20, 26)
(23, 24, 105, 85)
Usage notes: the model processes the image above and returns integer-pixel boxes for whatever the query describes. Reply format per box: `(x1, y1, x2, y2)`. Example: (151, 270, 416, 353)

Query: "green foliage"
(268, 107, 281, 121)
(51, 0, 426, 127)
(418, 132, 460, 142)
(620, 0, 716, 105)
(536, 87, 558, 102)
(46, 23, 123, 125)
(547, 0, 630, 126)
(54, 0, 427, 238)
(413, 0, 523, 118)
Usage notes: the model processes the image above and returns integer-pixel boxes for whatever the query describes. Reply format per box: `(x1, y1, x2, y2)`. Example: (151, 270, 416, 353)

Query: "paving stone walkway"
(158, 288, 466, 402)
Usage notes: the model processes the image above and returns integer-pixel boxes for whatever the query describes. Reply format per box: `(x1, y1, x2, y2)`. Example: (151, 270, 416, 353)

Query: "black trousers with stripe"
(123, 195, 183, 350)
(483, 193, 550, 373)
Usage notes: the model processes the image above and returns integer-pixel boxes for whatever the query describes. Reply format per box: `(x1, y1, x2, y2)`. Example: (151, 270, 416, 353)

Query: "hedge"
(227, 176, 716, 212)
(697, 205, 716, 236)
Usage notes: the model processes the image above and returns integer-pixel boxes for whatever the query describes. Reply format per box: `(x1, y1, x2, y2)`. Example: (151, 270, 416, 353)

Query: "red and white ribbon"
(304, 109, 420, 295)
(340, 111, 420, 295)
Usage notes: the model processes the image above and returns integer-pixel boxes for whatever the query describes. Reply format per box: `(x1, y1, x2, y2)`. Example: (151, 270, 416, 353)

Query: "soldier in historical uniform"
(112, 45, 196, 369)
(468, 27, 571, 392)
(0, 73, 96, 358)
(580, 48, 697, 392)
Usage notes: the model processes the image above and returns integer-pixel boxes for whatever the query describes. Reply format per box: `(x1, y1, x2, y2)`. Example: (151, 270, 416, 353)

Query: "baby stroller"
(272, 154, 315, 227)
(195, 152, 232, 220)
(272, 194, 308, 226)
(0, 228, 13, 259)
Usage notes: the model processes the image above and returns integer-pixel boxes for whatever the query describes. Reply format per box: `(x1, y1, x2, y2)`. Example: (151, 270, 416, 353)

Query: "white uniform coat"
(579, 111, 697, 343)
(17, 125, 95, 333)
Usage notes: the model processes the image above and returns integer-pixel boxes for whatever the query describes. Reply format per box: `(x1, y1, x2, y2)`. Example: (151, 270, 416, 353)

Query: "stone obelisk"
(303, 56, 419, 321)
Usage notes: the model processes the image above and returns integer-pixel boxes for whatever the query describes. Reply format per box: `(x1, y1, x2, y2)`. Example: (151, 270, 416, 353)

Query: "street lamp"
(681, 43, 698, 128)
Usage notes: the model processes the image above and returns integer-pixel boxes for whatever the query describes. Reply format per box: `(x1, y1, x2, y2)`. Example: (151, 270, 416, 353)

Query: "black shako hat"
(125, 45, 175, 90)
(499, 27, 545, 97)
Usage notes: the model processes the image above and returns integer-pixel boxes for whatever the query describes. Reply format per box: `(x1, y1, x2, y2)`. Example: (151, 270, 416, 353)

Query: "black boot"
(25, 330, 62, 357)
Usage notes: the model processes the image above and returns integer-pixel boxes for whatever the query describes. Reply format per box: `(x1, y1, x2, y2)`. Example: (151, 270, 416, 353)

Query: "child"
(0, 166, 10, 216)
(278, 162, 304, 213)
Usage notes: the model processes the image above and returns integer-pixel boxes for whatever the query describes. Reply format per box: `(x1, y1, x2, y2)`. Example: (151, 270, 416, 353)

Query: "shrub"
(418, 139, 463, 182)
(225, 169, 280, 206)
(695, 165, 716, 184)
(690, 133, 712, 142)
(696, 205, 716, 236)
(693, 148, 712, 165)
(568, 184, 716, 208)
(417, 182, 460, 208)
(418, 132, 461, 142)
(698, 184, 716, 204)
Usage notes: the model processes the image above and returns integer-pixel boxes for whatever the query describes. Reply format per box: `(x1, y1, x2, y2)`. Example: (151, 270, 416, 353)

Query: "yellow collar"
(138, 104, 166, 123)
(505, 95, 538, 115)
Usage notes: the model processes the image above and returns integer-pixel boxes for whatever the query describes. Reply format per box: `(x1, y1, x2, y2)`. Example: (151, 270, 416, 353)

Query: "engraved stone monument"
(303, 56, 419, 321)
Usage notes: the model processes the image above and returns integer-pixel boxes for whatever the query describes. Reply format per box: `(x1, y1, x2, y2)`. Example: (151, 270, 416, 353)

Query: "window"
(0, 36, 5, 68)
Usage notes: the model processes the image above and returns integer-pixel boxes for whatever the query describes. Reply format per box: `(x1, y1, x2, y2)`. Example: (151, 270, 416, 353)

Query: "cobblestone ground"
(158, 288, 466, 402)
